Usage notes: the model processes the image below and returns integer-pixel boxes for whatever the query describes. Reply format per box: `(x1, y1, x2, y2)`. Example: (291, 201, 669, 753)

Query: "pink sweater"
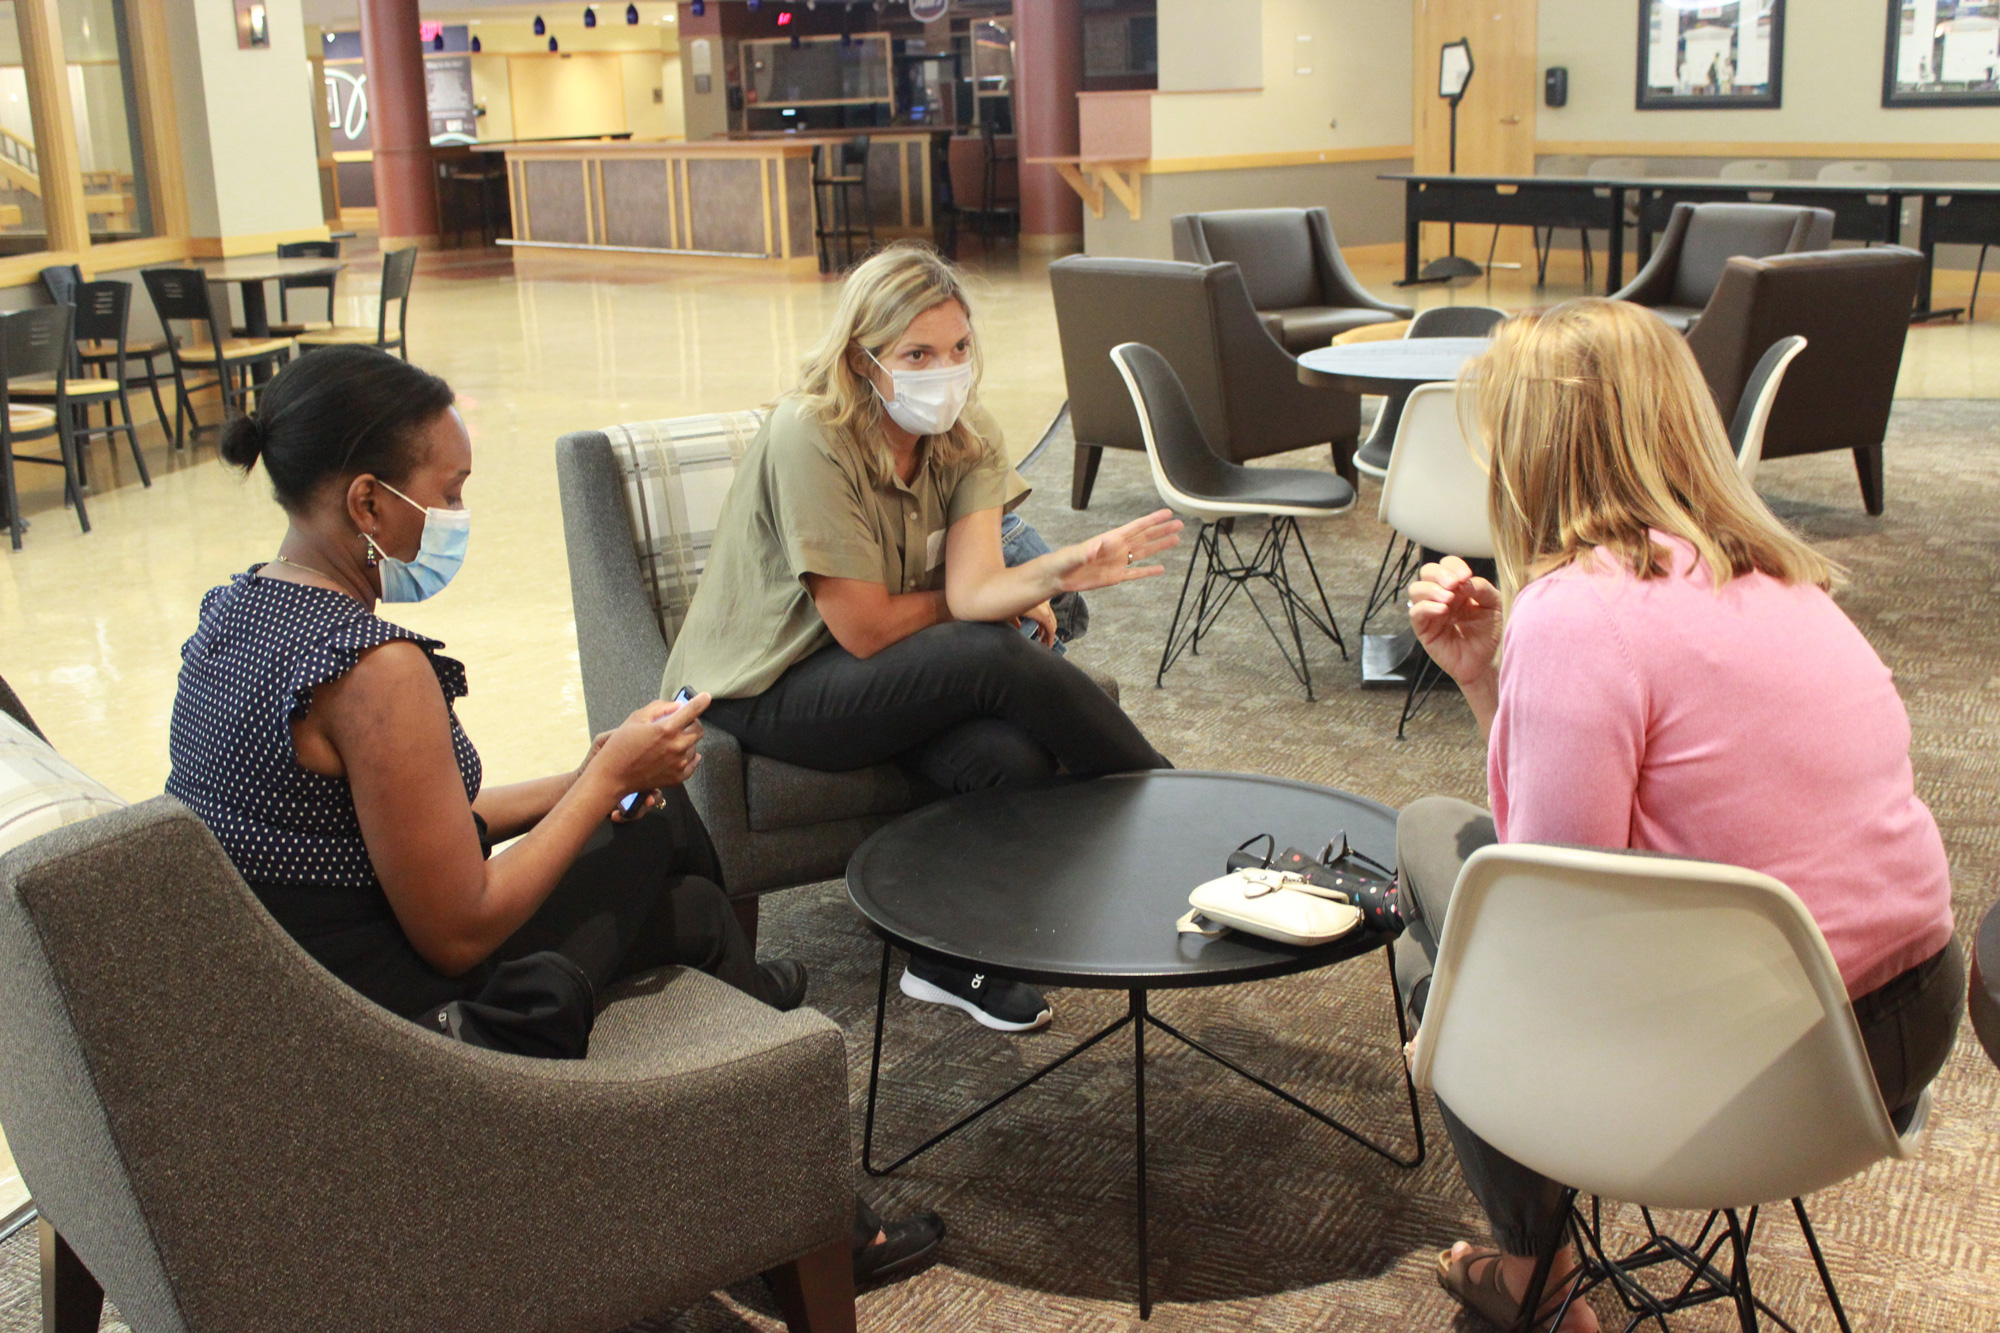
(1489, 535, 1954, 998)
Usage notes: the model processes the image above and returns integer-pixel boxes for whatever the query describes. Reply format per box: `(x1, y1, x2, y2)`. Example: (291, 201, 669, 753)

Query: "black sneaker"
(900, 958, 1051, 1032)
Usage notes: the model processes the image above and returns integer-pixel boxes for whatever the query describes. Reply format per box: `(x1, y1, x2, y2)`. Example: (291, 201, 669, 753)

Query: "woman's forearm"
(471, 774, 573, 842)
(945, 555, 1060, 625)
(427, 769, 627, 974)
(1463, 670, 1500, 743)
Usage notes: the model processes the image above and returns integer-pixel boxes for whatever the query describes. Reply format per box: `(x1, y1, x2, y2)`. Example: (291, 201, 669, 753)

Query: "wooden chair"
(14, 280, 151, 492)
(141, 268, 293, 448)
(295, 246, 416, 359)
(269, 239, 340, 336)
(0, 305, 87, 549)
(41, 264, 173, 436)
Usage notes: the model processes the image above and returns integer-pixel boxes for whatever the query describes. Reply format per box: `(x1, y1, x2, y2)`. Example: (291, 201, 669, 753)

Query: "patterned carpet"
(5, 403, 1999, 1331)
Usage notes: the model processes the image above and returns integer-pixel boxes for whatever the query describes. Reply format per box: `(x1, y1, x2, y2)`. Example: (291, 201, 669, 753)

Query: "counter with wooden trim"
(491, 131, 948, 273)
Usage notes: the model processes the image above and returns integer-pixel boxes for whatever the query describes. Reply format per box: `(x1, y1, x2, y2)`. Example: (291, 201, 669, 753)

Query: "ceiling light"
(584, 5, 596, 26)
(533, 14, 545, 33)
(471, 34, 481, 49)
(690, 0, 703, 14)
(626, 3, 638, 22)
(432, 29, 444, 47)
(549, 34, 559, 49)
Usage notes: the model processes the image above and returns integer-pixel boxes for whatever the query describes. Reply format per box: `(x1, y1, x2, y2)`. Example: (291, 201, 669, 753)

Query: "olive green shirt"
(663, 398, 1009, 699)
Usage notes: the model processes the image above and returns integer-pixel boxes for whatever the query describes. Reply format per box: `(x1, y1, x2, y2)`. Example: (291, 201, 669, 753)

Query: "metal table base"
(860, 941, 1427, 1319)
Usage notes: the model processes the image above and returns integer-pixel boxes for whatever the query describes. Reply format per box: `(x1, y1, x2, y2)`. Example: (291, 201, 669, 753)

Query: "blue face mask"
(371, 481, 470, 603)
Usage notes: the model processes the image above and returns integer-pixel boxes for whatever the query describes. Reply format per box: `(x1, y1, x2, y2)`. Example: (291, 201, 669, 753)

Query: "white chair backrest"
(1410, 844, 1912, 1212)
(1734, 335, 1808, 483)
(1587, 157, 1647, 179)
(1818, 159, 1892, 184)
(1720, 159, 1791, 182)
(1377, 382, 1493, 559)
(1537, 154, 1589, 177)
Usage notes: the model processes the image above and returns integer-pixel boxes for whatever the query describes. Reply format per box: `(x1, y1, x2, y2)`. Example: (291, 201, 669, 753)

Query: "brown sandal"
(1435, 1245, 1585, 1332)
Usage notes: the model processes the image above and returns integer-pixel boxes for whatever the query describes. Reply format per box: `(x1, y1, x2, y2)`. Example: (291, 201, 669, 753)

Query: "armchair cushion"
(605, 412, 768, 651)
(1264, 305, 1406, 350)
(745, 752, 937, 833)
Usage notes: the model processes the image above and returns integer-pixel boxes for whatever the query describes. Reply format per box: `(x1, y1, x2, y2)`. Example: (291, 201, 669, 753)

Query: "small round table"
(1297, 336, 1492, 688)
(847, 770, 1422, 1318)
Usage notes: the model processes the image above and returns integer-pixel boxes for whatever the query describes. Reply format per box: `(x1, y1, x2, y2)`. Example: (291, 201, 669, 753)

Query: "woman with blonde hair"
(1398, 300, 1959, 1333)
(665, 242, 1180, 1033)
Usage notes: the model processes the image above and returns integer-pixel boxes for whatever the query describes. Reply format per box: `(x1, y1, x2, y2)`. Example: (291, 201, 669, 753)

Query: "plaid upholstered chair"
(556, 414, 1120, 941)
(0, 672, 860, 1333)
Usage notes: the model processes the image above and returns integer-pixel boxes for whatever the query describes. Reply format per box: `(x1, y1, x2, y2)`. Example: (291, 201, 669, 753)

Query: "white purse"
(1176, 867, 1364, 947)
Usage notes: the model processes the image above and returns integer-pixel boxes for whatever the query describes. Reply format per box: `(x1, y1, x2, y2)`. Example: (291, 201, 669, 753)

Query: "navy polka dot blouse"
(167, 569, 482, 889)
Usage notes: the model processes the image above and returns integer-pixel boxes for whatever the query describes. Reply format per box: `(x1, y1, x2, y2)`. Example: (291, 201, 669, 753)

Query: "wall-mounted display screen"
(742, 34, 894, 108)
(1636, 0, 1784, 109)
(1884, 0, 2000, 105)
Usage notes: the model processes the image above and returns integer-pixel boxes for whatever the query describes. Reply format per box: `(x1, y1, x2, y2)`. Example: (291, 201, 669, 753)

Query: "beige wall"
(1158, 0, 1261, 93)
(1539, 0, 2000, 147)
(470, 52, 515, 142)
(1151, 0, 1412, 160)
(462, 17, 681, 142)
(165, 0, 326, 241)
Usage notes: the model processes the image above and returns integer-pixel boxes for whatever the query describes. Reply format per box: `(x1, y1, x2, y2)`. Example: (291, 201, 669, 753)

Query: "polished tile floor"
(1, 239, 1996, 1220)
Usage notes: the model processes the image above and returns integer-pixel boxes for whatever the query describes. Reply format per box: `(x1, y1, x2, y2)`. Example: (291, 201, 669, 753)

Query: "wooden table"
(197, 256, 345, 339)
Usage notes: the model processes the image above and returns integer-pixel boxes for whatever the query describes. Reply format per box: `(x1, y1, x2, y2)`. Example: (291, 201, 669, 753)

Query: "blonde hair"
(795, 242, 988, 488)
(1466, 298, 1836, 602)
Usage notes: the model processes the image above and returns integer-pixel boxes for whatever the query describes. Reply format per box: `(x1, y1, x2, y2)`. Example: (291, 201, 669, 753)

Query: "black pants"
(255, 787, 763, 1021)
(1394, 795, 1967, 1258)
(705, 621, 1168, 793)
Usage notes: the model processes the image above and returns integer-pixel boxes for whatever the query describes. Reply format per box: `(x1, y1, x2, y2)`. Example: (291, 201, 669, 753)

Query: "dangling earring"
(362, 533, 383, 568)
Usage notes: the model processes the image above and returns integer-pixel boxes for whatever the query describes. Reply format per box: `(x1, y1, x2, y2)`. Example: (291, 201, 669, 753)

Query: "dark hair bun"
(218, 413, 265, 471)
(229, 347, 455, 510)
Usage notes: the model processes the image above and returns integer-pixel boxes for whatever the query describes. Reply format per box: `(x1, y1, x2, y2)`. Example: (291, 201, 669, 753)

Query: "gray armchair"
(0, 796, 857, 1333)
(1610, 202, 1835, 333)
(557, 420, 936, 944)
(1171, 207, 1412, 352)
(1051, 256, 1364, 509)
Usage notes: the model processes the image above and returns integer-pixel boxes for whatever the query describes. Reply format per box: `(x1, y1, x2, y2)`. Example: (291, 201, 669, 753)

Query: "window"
(0, 2, 51, 256)
(58, 0, 154, 239)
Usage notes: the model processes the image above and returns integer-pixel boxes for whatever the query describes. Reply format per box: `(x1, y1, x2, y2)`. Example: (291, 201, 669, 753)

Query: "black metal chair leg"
(1972, 243, 1989, 319)
(1, 426, 21, 550)
(1132, 988, 1150, 1320)
(116, 385, 149, 486)
(1791, 1199, 1855, 1333)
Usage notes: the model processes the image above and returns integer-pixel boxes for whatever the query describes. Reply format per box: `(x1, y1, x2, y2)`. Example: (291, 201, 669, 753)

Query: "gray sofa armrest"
(557, 430, 672, 736)
(0, 799, 850, 1333)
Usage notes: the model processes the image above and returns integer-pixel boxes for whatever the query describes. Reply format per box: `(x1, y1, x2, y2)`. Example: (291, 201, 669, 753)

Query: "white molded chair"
(1720, 158, 1790, 203)
(1817, 160, 1892, 185)
(1111, 340, 1354, 700)
(1371, 381, 1494, 737)
(1411, 843, 1929, 1333)
(1728, 334, 1808, 483)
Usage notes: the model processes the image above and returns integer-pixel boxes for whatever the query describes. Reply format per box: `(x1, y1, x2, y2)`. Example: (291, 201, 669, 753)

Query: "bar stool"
(979, 118, 1018, 241)
(813, 137, 874, 272)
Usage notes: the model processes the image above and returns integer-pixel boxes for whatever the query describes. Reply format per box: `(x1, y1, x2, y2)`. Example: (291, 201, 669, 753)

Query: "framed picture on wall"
(1636, 0, 1785, 109)
(1884, 0, 2000, 106)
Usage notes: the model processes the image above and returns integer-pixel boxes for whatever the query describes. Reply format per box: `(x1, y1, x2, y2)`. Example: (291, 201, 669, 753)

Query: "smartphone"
(620, 688, 697, 815)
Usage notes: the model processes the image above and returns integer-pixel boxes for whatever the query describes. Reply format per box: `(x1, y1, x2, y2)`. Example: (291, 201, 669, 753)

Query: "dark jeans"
(254, 787, 764, 1020)
(704, 620, 1167, 794)
(1394, 794, 1967, 1257)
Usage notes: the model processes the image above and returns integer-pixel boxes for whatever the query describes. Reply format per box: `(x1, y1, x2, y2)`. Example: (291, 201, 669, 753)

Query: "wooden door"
(1413, 0, 1537, 266)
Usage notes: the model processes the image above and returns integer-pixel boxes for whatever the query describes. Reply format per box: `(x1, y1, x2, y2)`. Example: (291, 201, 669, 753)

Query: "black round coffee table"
(847, 770, 1424, 1318)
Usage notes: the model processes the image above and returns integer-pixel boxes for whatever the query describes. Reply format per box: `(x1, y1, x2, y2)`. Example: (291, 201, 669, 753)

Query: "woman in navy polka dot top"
(165, 348, 805, 1030)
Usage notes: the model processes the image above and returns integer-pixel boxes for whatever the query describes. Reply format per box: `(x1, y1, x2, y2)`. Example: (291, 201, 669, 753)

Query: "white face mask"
(867, 348, 974, 437)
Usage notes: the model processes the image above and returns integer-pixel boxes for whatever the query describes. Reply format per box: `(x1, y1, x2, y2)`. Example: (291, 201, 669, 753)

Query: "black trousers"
(1394, 794, 1967, 1258)
(705, 621, 1168, 793)
(254, 787, 762, 1021)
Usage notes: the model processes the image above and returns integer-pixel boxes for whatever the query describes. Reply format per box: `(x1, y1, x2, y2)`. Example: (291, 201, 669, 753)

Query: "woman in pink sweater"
(1402, 300, 1961, 1333)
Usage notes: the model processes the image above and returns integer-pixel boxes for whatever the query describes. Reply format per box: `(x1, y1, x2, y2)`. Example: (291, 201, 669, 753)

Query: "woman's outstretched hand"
(1047, 509, 1183, 594)
(1407, 556, 1503, 690)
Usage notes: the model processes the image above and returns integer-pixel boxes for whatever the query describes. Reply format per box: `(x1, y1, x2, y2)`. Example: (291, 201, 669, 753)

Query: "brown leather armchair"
(1171, 208, 1412, 353)
(1612, 202, 1836, 333)
(1685, 246, 1922, 515)
(1051, 255, 1361, 509)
